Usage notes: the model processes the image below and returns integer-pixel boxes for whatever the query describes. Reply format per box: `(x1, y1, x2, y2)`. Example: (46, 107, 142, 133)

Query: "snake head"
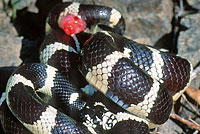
(59, 14, 86, 36)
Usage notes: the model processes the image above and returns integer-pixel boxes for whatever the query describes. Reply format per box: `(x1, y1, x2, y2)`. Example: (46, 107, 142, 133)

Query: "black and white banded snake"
(0, 2, 192, 134)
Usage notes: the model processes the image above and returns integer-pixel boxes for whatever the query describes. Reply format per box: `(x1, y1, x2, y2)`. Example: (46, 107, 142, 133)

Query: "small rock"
(178, 13, 200, 67)
(0, 1, 2, 10)
(158, 119, 183, 134)
(187, 0, 200, 9)
(10, 0, 38, 13)
(178, 23, 200, 66)
(0, 32, 22, 67)
(122, 0, 174, 45)
(180, 13, 200, 28)
(0, 11, 17, 35)
(178, 13, 200, 88)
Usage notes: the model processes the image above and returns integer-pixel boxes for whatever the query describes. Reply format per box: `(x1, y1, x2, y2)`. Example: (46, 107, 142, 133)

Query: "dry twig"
(170, 113, 200, 131)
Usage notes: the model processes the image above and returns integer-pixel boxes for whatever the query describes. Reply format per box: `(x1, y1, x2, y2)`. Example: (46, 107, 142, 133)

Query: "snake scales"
(0, 2, 192, 134)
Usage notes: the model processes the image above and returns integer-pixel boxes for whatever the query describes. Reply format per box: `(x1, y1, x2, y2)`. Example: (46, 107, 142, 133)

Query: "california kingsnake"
(0, 2, 192, 134)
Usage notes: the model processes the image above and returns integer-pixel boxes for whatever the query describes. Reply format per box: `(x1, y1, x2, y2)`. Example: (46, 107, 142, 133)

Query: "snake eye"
(59, 14, 86, 36)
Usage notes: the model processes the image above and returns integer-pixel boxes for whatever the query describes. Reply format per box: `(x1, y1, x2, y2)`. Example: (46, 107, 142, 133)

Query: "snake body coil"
(0, 2, 192, 134)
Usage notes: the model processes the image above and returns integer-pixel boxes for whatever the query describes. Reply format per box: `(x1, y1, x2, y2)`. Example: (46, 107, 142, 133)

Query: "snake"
(0, 2, 193, 134)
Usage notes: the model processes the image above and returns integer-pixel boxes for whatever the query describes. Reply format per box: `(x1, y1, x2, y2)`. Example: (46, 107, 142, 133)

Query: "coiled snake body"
(0, 2, 192, 134)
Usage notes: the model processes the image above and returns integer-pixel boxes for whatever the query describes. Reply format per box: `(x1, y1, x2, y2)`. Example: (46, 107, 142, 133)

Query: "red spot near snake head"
(60, 15, 86, 36)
